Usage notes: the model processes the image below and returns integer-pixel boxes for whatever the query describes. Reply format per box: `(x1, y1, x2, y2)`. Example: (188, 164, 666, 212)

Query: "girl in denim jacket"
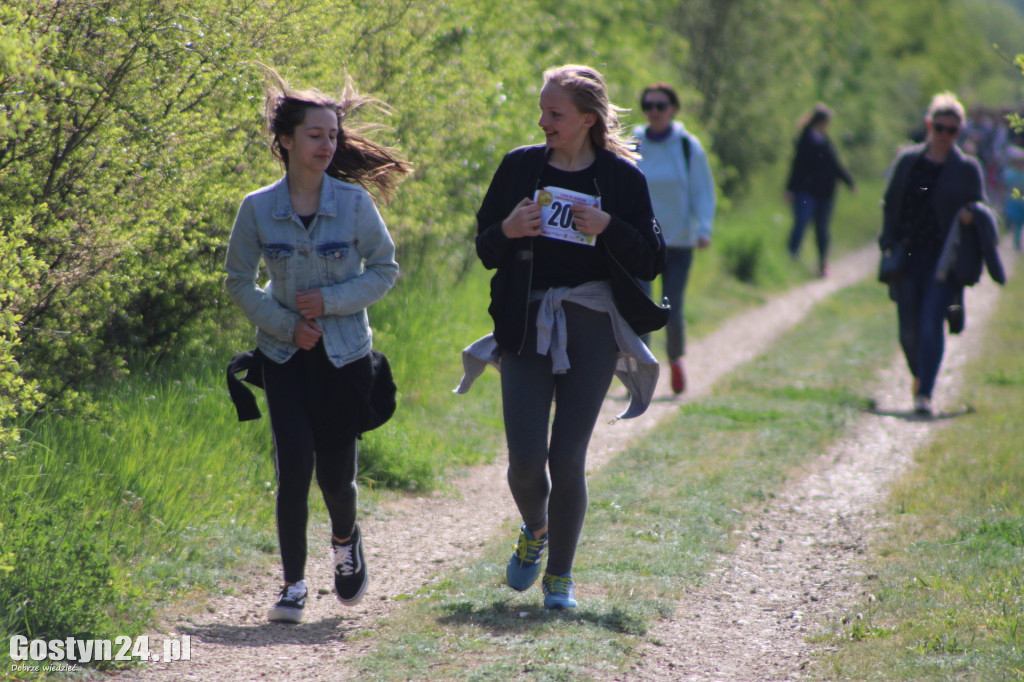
(225, 67, 409, 623)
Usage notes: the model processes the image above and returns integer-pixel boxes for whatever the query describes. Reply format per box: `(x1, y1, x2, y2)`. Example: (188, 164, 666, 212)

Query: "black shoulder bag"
(604, 239, 670, 336)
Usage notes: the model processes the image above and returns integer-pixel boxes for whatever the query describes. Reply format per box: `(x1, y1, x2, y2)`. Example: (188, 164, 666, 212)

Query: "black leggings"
(263, 343, 371, 584)
(501, 302, 618, 576)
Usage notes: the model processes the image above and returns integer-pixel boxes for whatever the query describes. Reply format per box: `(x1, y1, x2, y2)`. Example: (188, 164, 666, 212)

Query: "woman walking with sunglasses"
(879, 92, 987, 416)
(633, 83, 716, 394)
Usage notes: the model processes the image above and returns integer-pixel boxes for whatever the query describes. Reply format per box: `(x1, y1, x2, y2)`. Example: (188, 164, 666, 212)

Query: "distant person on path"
(784, 103, 855, 277)
(224, 67, 409, 623)
(633, 83, 716, 394)
(1001, 145, 1024, 251)
(879, 92, 996, 416)
(455, 64, 665, 609)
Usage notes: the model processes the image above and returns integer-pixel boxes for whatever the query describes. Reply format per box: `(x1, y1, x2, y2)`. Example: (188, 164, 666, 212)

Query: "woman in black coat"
(464, 64, 664, 610)
(785, 104, 855, 276)
(879, 92, 985, 416)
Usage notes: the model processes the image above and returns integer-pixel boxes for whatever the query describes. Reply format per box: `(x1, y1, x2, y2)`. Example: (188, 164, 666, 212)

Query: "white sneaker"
(268, 579, 307, 623)
(913, 395, 932, 416)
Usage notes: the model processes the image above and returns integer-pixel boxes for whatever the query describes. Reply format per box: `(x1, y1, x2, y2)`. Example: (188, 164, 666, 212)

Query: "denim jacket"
(224, 174, 399, 367)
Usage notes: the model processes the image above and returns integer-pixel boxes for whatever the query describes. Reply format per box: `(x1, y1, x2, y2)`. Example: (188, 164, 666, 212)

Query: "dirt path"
(604, 251, 1013, 681)
(116, 245, 1009, 681)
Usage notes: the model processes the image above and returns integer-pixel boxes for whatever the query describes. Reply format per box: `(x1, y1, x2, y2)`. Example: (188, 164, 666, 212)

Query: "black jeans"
(501, 302, 618, 576)
(263, 342, 371, 584)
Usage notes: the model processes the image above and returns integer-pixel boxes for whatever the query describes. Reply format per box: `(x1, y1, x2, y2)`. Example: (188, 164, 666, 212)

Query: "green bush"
(721, 232, 765, 284)
(0, 0, 296, 409)
(0, 223, 41, 453)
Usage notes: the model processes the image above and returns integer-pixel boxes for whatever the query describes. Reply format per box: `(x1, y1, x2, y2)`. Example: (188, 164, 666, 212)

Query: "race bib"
(534, 186, 601, 247)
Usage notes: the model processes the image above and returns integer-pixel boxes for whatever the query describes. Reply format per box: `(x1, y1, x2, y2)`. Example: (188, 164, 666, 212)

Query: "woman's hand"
(959, 205, 975, 226)
(293, 318, 322, 350)
(570, 203, 611, 235)
(296, 288, 325, 320)
(501, 198, 542, 238)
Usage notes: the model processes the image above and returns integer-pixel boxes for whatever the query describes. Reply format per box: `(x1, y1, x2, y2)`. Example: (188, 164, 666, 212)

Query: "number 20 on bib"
(534, 187, 601, 247)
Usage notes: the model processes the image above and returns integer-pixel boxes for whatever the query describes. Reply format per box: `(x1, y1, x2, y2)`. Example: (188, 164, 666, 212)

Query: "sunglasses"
(642, 101, 671, 112)
(932, 122, 960, 136)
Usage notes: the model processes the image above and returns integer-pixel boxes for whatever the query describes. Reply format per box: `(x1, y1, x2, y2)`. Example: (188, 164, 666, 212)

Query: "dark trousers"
(501, 302, 618, 576)
(639, 246, 694, 360)
(263, 342, 371, 584)
(788, 192, 835, 265)
(891, 251, 958, 399)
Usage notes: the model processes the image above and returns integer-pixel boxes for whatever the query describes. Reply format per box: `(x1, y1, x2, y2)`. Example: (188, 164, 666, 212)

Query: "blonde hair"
(542, 64, 638, 161)
(926, 91, 966, 124)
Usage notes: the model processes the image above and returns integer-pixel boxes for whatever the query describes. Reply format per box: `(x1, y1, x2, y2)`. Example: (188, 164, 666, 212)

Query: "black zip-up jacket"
(942, 203, 1006, 287)
(785, 127, 854, 199)
(476, 144, 665, 353)
(879, 143, 985, 253)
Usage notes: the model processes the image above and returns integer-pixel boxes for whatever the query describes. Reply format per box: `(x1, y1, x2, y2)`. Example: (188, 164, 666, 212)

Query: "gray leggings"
(501, 301, 618, 576)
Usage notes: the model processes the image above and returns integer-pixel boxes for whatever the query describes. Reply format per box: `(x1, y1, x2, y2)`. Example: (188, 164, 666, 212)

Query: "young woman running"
(225, 68, 409, 623)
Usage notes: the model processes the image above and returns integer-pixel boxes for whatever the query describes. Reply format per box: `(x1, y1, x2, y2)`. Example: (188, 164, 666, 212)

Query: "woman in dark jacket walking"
(879, 92, 986, 416)
(457, 64, 664, 610)
(785, 104, 855, 276)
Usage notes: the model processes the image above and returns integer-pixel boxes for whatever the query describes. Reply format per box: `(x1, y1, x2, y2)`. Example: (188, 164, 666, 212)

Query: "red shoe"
(670, 359, 686, 395)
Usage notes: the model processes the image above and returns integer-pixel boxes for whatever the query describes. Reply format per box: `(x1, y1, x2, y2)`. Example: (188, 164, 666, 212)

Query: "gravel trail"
(605, 250, 1013, 681)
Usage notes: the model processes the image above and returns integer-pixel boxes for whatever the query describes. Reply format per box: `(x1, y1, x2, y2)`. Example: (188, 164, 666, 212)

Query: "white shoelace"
(284, 580, 306, 601)
(333, 544, 355, 576)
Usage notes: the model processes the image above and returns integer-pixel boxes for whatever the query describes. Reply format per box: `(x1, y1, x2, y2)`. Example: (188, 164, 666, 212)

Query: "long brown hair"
(797, 103, 833, 135)
(259, 64, 411, 203)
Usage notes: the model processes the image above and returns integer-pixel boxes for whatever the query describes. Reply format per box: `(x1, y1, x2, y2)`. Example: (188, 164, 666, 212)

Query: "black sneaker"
(332, 524, 368, 605)
(267, 580, 307, 623)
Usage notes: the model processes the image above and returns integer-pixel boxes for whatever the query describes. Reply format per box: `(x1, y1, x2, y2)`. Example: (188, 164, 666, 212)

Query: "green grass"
(363, 256, 506, 490)
(0, 343, 280, 673)
(819, 263, 1024, 681)
(350, 281, 897, 680)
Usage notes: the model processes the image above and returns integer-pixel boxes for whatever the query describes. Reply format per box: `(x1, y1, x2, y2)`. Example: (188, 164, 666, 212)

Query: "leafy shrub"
(0, 0, 292, 408)
(0, 223, 41, 453)
(721, 233, 764, 284)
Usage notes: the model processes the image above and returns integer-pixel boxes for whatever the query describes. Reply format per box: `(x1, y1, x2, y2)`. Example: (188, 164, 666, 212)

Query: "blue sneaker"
(542, 572, 577, 609)
(506, 524, 547, 591)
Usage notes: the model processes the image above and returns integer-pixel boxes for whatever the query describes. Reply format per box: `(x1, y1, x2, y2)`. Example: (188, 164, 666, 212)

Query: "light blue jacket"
(224, 174, 399, 367)
(633, 121, 716, 248)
